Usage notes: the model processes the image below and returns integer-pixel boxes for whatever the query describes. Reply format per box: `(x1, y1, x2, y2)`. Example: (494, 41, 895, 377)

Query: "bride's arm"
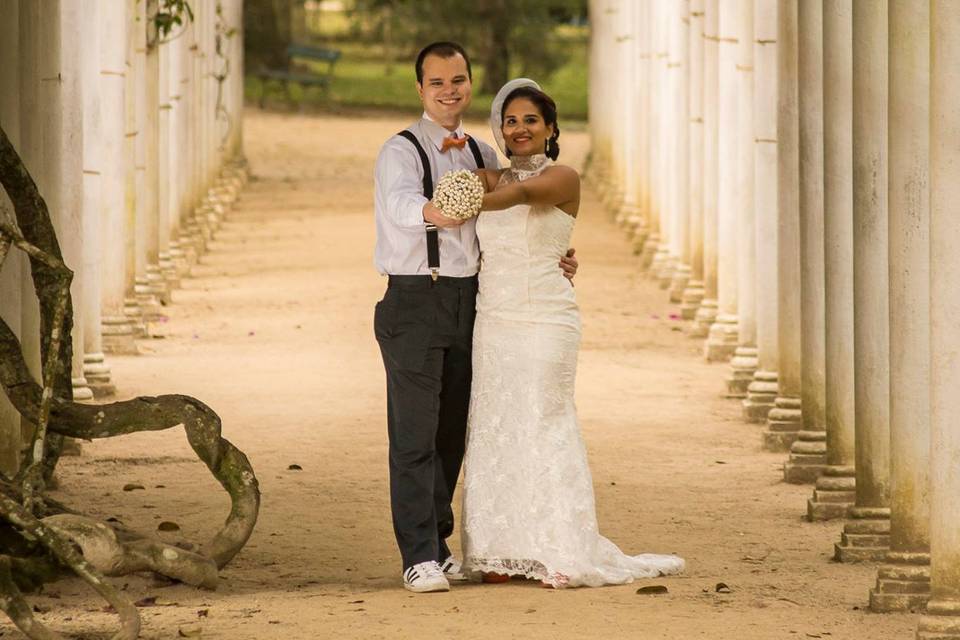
(480, 165, 580, 212)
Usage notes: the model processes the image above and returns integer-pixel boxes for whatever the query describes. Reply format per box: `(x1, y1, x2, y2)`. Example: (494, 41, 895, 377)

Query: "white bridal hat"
(490, 77, 543, 156)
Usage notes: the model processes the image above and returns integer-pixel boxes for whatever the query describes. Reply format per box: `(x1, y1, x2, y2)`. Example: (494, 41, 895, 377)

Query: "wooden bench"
(256, 44, 341, 108)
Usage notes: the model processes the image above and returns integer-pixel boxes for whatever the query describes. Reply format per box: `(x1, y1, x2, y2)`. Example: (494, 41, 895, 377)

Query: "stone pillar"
(783, 0, 826, 484)
(807, 0, 856, 521)
(616, 1, 642, 233)
(0, 0, 23, 475)
(34, 1, 91, 403)
(668, 1, 692, 303)
(705, 0, 739, 362)
(652, 0, 674, 286)
(918, 4, 960, 634)
(691, 0, 719, 337)
(99, 1, 136, 353)
(761, 0, 802, 452)
(726, 0, 757, 396)
(681, 0, 705, 320)
(80, 0, 113, 398)
(834, 0, 890, 563)
(640, 0, 662, 271)
(742, 0, 779, 423)
(869, 0, 931, 612)
(629, 0, 652, 255)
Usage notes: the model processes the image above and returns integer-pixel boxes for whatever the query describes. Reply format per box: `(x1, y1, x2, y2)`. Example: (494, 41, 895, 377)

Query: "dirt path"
(22, 110, 914, 639)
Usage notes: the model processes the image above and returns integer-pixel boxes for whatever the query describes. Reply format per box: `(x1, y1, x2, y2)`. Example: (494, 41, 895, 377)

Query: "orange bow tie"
(441, 134, 468, 152)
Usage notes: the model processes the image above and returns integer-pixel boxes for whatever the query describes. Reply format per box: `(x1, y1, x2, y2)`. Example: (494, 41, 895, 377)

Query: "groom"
(373, 41, 577, 593)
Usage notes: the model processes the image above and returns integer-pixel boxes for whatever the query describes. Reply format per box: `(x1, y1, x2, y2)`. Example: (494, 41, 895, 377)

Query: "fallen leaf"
(123, 483, 145, 492)
(636, 585, 669, 595)
(349, 600, 364, 604)
(716, 582, 732, 593)
(135, 596, 158, 607)
(288, 464, 303, 471)
(197, 609, 209, 618)
(158, 521, 181, 532)
(178, 624, 203, 637)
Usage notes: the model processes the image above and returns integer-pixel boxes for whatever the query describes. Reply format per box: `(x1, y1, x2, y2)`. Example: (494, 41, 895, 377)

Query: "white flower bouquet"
(432, 169, 485, 220)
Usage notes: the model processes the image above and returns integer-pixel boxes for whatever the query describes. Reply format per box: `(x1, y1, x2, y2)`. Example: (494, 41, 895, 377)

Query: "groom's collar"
(421, 112, 465, 151)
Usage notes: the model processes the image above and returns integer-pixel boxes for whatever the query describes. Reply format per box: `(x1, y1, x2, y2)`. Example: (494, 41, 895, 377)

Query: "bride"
(459, 79, 685, 588)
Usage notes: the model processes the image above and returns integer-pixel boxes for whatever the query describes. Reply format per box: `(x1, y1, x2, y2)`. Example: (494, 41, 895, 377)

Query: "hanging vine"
(214, 0, 238, 149)
(147, 0, 195, 49)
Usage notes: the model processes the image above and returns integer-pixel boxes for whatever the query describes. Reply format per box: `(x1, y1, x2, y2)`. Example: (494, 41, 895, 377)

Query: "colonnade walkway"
(31, 111, 911, 639)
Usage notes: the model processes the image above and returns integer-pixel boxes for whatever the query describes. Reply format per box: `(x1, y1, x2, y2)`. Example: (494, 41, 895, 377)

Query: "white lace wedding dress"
(461, 155, 685, 588)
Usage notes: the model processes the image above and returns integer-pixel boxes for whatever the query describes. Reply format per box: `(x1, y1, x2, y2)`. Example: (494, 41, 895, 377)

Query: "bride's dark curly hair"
(501, 87, 561, 161)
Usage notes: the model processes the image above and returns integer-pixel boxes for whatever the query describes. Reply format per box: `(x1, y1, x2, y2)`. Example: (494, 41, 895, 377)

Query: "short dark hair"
(501, 86, 562, 160)
(415, 41, 472, 84)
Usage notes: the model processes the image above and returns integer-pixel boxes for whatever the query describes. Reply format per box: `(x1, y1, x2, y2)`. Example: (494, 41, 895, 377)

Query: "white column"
(705, 0, 740, 362)
(870, 0, 930, 612)
(807, 0, 856, 521)
(32, 1, 90, 403)
(653, 0, 674, 286)
(742, 0, 779, 424)
(640, 0, 662, 270)
(919, 3, 960, 636)
(99, 0, 136, 353)
(726, 0, 757, 396)
(680, 0, 706, 320)
(79, 0, 113, 397)
(834, 0, 890, 563)
(761, 0, 802, 452)
(668, 1, 691, 303)
(629, 0, 652, 255)
(691, 0, 719, 337)
(0, 0, 23, 476)
(783, 0, 826, 484)
(616, 0, 641, 233)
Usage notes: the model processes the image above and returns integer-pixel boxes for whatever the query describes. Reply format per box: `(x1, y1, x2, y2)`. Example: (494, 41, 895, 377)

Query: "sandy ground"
(9, 110, 917, 639)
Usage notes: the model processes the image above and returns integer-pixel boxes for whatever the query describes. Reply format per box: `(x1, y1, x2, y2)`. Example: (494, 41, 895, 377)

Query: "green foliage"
(152, 0, 195, 42)
(346, 0, 587, 93)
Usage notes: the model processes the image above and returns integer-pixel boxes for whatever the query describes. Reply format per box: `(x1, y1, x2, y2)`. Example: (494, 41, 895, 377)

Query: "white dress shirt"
(374, 113, 500, 277)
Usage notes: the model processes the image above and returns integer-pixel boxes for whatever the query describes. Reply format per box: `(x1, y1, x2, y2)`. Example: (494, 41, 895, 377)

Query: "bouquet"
(432, 169, 485, 220)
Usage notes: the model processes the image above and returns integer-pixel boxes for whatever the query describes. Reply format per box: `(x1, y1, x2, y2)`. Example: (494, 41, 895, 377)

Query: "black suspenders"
(396, 129, 485, 281)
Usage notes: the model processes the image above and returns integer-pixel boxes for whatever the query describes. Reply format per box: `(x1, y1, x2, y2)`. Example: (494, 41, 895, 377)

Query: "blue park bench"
(256, 43, 341, 108)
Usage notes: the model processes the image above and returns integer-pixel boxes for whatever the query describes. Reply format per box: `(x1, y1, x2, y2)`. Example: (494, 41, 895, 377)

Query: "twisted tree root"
(0, 555, 62, 640)
(0, 495, 141, 640)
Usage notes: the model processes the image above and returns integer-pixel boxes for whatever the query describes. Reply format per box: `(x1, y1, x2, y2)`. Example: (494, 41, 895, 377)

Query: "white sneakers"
(441, 555, 468, 582)
(403, 560, 450, 593)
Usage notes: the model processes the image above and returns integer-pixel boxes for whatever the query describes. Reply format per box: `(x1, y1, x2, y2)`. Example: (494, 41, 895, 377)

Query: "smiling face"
(501, 97, 555, 157)
(416, 53, 472, 130)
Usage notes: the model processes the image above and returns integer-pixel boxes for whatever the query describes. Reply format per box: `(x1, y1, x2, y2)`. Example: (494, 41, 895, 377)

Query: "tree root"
(0, 495, 141, 640)
(0, 555, 62, 640)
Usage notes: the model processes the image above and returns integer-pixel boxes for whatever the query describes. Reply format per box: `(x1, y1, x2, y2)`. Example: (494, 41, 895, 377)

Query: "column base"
(101, 315, 137, 355)
(159, 251, 179, 291)
(651, 247, 672, 285)
(616, 202, 641, 230)
(134, 278, 163, 321)
(145, 264, 171, 305)
(762, 395, 802, 452)
(783, 430, 827, 484)
(668, 264, 691, 303)
(690, 298, 718, 338)
(918, 600, 960, 639)
(72, 377, 93, 401)
(726, 346, 758, 398)
(679, 280, 705, 320)
(82, 352, 115, 398)
(834, 506, 891, 562)
(870, 551, 930, 613)
(743, 370, 778, 423)
(705, 313, 739, 362)
(169, 239, 190, 277)
(630, 225, 649, 256)
(125, 295, 150, 338)
(807, 465, 856, 521)
(639, 234, 659, 271)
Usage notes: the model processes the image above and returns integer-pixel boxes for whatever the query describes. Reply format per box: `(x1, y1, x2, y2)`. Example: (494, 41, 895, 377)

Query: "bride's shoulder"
(543, 164, 580, 183)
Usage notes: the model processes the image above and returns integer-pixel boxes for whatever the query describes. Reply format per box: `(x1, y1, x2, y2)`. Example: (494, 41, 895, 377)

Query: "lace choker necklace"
(510, 154, 550, 173)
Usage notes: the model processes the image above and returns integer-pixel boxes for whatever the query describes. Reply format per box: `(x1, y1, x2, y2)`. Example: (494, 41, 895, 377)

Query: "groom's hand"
(423, 202, 466, 229)
(560, 248, 578, 283)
